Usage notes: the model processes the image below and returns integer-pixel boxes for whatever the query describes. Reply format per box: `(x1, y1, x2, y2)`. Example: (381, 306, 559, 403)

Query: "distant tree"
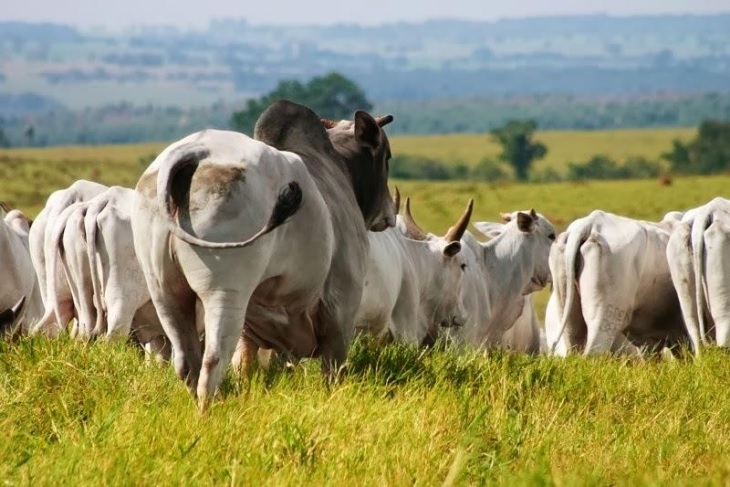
(567, 155, 620, 181)
(471, 157, 511, 182)
(662, 120, 730, 174)
(661, 139, 692, 173)
(24, 125, 35, 146)
(230, 72, 373, 135)
(0, 127, 10, 148)
(490, 120, 547, 182)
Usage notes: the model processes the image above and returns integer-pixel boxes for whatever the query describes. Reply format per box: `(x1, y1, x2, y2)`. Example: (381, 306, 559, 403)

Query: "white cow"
(0, 208, 44, 333)
(546, 210, 687, 356)
(38, 187, 169, 357)
(29, 180, 107, 336)
(500, 294, 544, 354)
(82, 186, 137, 338)
(132, 101, 395, 409)
(355, 197, 471, 346)
(85, 187, 169, 358)
(398, 205, 554, 353)
(666, 197, 730, 354)
(37, 202, 93, 338)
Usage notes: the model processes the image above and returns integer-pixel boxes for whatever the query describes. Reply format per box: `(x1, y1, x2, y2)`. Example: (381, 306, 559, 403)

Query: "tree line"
(228, 73, 730, 183)
(2, 72, 729, 183)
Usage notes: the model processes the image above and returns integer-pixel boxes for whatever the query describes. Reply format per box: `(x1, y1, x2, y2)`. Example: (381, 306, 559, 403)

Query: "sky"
(2, 0, 730, 29)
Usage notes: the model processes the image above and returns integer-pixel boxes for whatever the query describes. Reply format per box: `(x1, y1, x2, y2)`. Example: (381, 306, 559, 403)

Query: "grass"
(389, 127, 696, 170)
(3, 337, 730, 484)
(2, 132, 730, 484)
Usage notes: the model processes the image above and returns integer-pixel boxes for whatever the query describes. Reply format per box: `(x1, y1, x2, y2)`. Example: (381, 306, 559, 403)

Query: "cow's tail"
(84, 199, 110, 332)
(550, 220, 593, 355)
(155, 145, 303, 249)
(692, 210, 713, 346)
(0, 297, 26, 334)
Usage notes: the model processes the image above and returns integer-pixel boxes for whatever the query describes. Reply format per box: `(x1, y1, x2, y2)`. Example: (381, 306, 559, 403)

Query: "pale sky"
(2, 0, 730, 29)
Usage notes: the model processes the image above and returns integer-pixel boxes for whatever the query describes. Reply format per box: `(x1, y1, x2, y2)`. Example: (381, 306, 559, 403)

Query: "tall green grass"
(2, 137, 730, 484)
(3, 337, 730, 484)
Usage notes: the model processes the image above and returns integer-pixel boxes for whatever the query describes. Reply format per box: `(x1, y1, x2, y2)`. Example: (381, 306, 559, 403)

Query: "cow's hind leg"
(317, 316, 347, 381)
(149, 288, 201, 396)
(231, 332, 259, 376)
(197, 289, 251, 413)
(105, 298, 139, 343)
(667, 224, 702, 355)
(579, 238, 629, 356)
(705, 223, 730, 348)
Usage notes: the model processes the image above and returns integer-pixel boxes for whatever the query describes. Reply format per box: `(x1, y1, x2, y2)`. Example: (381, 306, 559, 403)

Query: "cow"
(37, 186, 169, 358)
(34, 202, 93, 339)
(355, 195, 471, 346)
(500, 294, 544, 354)
(545, 210, 687, 356)
(403, 208, 555, 352)
(132, 100, 395, 410)
(452, 209, 555, 353)
(666, 197, 730, 354)
(0, 207, 43, 334)
(29, 180, 107, 336)
(84, 187, 169, 359)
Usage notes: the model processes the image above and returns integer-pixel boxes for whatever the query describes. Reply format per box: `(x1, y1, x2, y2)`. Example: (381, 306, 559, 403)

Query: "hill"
(1, 15, 730, 108)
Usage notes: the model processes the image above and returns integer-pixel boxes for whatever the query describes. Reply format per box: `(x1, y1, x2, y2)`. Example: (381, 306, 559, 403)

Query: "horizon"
(2, 0, 730, 30)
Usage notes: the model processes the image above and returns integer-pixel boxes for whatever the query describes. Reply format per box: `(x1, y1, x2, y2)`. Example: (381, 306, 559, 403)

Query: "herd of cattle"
(0, 100, 728, 410)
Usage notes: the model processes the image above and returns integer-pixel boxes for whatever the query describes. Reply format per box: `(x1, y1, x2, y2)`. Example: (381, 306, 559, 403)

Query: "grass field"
(0, 126, 696, 217)
(390, 127, 696, 171)
(3, 131, 730, 484)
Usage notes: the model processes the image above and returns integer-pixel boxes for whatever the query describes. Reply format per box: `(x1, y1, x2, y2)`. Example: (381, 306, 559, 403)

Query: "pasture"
(390, 126, 695, 170)
(2, 133, 730, 484)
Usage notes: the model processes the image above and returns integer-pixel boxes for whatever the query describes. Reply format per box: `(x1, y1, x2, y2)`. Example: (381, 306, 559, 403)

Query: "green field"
(390, 127, 696, 171)
(2, 131, 730, 484)
(0, 126, 695, 216)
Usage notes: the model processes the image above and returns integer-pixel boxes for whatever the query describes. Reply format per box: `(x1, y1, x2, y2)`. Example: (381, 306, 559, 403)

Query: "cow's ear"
(517, 211, 536, 233)
(473, 221, 503, 239)
(500, 212, 512, 222)
(354, 110, 381, 149)
(443, 241, 462, 257)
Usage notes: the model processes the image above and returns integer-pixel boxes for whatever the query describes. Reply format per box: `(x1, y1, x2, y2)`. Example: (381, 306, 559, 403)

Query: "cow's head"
(324, 111, 395, 232)
(400, 197, 472, 329)
(474, 209, 556, 294)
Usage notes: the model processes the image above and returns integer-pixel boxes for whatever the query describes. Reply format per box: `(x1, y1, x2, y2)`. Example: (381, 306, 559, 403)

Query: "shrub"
(471, 157, 511, 182)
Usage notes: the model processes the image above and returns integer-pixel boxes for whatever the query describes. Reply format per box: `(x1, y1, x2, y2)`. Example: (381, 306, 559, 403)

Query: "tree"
(489, 120, 547, 182)
(230, 72, 373, 135)
(662, 120, 730, 175)
(0, 127, 10, 148)
(24, 125, 35, 146)
(661, 139, 691, 173)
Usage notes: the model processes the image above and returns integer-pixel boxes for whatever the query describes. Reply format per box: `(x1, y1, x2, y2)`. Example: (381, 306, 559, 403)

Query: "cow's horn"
(393, 186, 401, 214)
(403, 197, 428, 241)
(445, 199, 474, 243)
(0, 201, 12, 213)
(376, 115, 394, 127)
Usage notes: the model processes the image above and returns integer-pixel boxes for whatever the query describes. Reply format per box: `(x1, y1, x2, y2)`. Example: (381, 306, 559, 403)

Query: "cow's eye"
(460, 263, 467, 271)
(548, 233, 556, 241)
